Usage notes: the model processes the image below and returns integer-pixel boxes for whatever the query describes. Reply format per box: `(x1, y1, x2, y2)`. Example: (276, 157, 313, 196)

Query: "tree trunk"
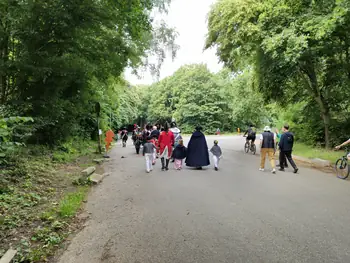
(321, 110, 331, 149)
(300, 62, 331, 149)
(0, 37, 9, 104)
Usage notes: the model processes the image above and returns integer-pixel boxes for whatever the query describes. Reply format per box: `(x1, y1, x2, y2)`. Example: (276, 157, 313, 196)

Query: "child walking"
(150, 135, 158, 165)
(172, 139, 187, 170)
(143, 137, 156, 173)
(210, 140, 222, 171)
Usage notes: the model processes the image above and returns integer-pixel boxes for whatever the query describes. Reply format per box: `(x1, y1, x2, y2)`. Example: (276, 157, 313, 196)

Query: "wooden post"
(95, 102, 102, 154)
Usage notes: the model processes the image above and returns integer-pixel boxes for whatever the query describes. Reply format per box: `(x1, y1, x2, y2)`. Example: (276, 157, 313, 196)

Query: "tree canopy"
(141, 64, 269, 134)
(206, 0, 350, 148)
(0, 0, 177, 145)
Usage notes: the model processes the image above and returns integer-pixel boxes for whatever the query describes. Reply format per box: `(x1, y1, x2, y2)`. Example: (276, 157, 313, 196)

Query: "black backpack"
(248, 127, 256, 136)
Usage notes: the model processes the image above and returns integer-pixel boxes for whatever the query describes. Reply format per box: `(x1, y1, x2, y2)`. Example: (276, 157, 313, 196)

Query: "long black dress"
(185, 131, 210, 167)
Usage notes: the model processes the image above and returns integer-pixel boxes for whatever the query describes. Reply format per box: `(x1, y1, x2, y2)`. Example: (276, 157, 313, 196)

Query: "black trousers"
(279, 153, 288, 167)
(279, 151, 297, 169)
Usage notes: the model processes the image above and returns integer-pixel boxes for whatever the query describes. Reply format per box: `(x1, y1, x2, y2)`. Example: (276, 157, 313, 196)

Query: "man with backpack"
(244, 124, 256, 145)
(278, 124, 299, 173)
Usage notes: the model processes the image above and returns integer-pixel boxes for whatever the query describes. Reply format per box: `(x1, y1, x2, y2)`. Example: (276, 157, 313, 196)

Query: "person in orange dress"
(105, 129, 115, 153)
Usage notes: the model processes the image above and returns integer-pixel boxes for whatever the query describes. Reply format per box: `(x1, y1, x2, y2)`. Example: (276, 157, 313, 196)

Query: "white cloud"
(125, 0, 222, 85)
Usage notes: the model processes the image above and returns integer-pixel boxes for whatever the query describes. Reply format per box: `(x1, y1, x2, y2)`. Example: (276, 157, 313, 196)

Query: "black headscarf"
(164, 122, 170, 132)
(195, 126, 202, 132)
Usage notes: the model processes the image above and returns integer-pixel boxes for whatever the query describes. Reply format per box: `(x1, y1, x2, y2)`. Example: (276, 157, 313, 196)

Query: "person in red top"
(158, 122, 175, 171)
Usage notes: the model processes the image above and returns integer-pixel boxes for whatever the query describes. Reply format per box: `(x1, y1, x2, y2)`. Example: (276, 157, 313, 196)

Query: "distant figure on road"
(170, 122, 182, 147)
(259, 126, 276, 174)
(216, 128, 221, 135)
(170, 122, 182, 162)
(173, 139, 187, 170)
(120, 128, 128, 147)
(158, 122, 175, 171)
(142, 125, 151, 145)
(134, 133, 142, 154)
(185, 126, 210, 170)
(210, 140, 222, 171)
(244, 124, 256, 145)
(278, 125, 298, 173)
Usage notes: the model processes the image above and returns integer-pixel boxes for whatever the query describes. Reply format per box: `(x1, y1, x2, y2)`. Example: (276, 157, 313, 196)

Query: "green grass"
(293, 143, 341, 163)
(1, 139, 99, 262)
(58, 186, 89, 218)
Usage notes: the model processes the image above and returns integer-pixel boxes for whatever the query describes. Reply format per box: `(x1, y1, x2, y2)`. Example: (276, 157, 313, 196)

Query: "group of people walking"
(245, 124, 299, 174)
(128, 123, 222, 173)
(122, 122, 299, 174)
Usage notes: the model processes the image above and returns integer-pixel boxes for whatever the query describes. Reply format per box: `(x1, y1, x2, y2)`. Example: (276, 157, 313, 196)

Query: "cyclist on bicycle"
(243, 124, 256, 145)
(335, 139, 350, 160)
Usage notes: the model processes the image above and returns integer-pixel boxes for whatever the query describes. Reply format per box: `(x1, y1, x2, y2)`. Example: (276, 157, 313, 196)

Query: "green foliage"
(72, 177, 92, 186)
(142, 64, 270, 133)
(0, 0, 177, 145)
(293, 143, 341, 163)
(0, 117, 33, 163)
(206, 0, 350, 148)
(58, 187, 88, 218)
(220, 70, 268, 129)
(1, 141, 96, 262)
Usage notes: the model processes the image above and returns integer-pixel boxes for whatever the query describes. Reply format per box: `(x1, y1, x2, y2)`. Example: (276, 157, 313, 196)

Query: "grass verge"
(0, 139, 102, 262)
(293, 143, 341, 163)
(59, 187, 89, 218)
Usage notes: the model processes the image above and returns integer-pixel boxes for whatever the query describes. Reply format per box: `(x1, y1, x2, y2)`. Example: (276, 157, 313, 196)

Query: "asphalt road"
(58, 135, 350, 263)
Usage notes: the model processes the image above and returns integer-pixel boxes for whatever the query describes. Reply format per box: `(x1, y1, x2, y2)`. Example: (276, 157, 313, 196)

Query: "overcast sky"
(125, 0, 222, 85)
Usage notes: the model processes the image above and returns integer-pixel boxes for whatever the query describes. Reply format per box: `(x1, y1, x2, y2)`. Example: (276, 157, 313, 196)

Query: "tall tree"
(143, 64, 269, 133)
(206, 0, 350, 148)
(0, 0, 178, 144)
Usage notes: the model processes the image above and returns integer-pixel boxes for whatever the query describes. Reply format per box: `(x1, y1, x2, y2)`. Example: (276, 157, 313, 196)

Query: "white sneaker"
(259, 168, 264, 172)
(146, 170, 150, 173)
(272, 168, 276, 174)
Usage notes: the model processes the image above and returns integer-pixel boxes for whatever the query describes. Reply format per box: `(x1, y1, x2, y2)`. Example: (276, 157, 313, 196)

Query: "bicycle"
(335, 149, 350, 179)
(243, 136, 256, 155)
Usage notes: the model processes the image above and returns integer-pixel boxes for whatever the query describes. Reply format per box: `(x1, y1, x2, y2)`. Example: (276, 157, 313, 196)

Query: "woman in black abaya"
(185, 126, 210, 169)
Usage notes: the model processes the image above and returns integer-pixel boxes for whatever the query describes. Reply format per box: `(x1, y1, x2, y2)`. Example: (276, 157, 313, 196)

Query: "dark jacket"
(244, 127, 256, 137)
(261, 131, 275, 149)
(185, 131, 210, 167)
(278, 131, 294, 151)
(150, 129, 160, 139)
(210, 145, 222, 157)
(134, 136, 142, 148)
(173, 144, 187, 159)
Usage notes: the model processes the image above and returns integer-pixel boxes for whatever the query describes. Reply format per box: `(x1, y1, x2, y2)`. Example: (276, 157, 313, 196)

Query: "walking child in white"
(143, 137, 156, 173)
(210, 140, 222, 171)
